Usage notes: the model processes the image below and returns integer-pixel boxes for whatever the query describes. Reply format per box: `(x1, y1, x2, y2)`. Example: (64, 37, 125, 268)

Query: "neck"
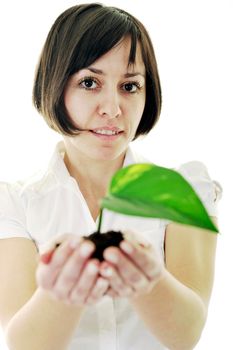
(62, 142, 127, 222)
(63, 150, 126, 197)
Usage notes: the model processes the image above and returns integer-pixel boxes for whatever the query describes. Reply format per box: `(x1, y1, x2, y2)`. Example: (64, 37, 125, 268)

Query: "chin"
(90, 146, 126, 162)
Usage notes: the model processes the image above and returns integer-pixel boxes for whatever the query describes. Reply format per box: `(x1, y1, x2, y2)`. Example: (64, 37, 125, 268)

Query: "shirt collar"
(48, 140, 141, 184)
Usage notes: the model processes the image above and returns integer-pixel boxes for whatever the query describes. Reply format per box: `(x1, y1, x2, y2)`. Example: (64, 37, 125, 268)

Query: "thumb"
(38, 233, 84, 265)
(123, 230, 152, 250)
(39, 233, 83, 255)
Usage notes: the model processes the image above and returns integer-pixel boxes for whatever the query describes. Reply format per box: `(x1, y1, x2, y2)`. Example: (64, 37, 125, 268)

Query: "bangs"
(68, 7, 140, 76)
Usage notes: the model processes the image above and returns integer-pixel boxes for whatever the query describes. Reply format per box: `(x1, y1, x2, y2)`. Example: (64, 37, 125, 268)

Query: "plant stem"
(97, 208, 103, 233)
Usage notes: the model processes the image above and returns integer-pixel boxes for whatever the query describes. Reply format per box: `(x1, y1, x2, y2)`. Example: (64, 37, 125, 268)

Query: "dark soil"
(84, 230, 124, 261)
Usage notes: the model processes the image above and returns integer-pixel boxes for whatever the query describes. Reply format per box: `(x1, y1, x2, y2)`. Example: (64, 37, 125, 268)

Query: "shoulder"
(175, 160, 217, 183)
(0, 181, 24, 214)
(175, 160, 222, 215)
(175, 160, 220, 186)
(0, 174, 33, 211)
(0, 167, 59, 204)
(0, 169, 57, 241)
(0, 141, 66, 205)
(0, 181, 29, 240)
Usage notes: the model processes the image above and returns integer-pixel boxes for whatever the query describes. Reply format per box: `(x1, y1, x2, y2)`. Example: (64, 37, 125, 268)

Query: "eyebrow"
(85, 67, 145, 78)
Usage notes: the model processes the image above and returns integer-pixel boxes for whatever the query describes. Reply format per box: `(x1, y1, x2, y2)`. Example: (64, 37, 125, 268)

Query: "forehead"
(90, 37, 145, 73)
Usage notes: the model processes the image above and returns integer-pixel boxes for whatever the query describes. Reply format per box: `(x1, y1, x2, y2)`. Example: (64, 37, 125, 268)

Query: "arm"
(0, 238, 83, 350)
(0, 237, 108, 350)
(6, 290, 84, 350)
(128, 218, 217, 349)
(100, 217, 217, 350)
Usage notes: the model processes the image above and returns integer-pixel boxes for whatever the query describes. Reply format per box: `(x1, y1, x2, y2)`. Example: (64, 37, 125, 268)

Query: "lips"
(90, 126, 123, 137)
(91, 126, 122, 134)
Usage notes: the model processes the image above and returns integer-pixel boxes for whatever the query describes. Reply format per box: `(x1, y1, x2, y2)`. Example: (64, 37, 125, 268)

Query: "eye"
(79, 77, 99, 90)
(122, 82, 142, 93)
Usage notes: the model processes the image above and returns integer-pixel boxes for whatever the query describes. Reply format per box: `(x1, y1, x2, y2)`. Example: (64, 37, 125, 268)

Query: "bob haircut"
(33, 3, 162, 140)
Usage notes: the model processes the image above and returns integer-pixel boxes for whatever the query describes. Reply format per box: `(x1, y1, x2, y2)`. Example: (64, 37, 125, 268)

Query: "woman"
(0, 3, 221, 350)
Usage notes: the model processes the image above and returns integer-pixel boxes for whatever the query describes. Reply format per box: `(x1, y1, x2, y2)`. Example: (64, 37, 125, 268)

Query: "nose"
(98, 89, 122, 119)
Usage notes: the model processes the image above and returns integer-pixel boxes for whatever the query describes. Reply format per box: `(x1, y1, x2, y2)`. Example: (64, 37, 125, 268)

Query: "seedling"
(85, 163, 218, 260)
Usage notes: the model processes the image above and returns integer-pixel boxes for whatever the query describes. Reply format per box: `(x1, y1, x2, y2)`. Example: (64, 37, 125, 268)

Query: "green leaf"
(101, 163, 218, 233)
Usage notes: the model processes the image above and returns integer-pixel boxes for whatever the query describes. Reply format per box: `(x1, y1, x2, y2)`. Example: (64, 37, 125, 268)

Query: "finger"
(119, 240, 162, 281)
(40, 248, 57, 265)
(69, 260, 99, 304)
(36, 238, 82, 289)
(103, 248, 149, 292)
(39, 235, 84, 264)
(85, 277, 109, 305)
(100, 263, 134, 297)
(39, 233, 80, 255)
(123, 230, 152, 250)
(105, 288, 119, 298)
(51, 242, 96, 300)
(37, 239, 94, 293)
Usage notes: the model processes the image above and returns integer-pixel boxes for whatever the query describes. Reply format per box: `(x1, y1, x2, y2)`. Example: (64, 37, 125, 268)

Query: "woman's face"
(63, 37, 146, 162)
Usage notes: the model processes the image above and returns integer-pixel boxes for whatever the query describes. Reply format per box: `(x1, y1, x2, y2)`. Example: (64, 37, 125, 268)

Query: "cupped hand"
(36, 234, 109, 306)
(99, 231, 165, 299)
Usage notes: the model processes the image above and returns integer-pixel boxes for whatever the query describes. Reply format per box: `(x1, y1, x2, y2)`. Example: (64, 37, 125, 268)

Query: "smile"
(92, 129, 120, 135)
(90, 129, 123, 140)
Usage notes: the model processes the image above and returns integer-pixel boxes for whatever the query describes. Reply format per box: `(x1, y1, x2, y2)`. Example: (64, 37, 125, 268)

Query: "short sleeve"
(176, 161, 222, 217)
(0, 182, 31, 240)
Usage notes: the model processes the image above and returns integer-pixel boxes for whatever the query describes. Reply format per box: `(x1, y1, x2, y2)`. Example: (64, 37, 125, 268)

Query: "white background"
(0, 0, 232, 348)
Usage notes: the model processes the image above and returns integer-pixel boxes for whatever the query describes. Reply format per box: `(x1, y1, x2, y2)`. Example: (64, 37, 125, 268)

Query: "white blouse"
(0, 141, 222, 350)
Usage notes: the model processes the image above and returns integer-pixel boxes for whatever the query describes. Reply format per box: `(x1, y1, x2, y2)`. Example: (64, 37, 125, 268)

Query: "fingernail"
(87, 263, 98, 274)
(121, 242, 133, 254)
(69, 237, 82, 249)
(40, 250, 55, 264)
(105, 253, 118, 263)
(80, 243, 94, 257)
(102, 267, 113, 277)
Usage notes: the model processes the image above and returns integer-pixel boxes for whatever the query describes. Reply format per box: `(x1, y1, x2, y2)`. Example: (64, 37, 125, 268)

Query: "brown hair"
(33, 3, 162, 139)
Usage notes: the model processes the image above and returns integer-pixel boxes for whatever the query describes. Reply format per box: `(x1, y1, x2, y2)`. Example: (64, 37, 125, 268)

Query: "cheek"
(64, 94, 96, 123)
(131, 97, 146, 126)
